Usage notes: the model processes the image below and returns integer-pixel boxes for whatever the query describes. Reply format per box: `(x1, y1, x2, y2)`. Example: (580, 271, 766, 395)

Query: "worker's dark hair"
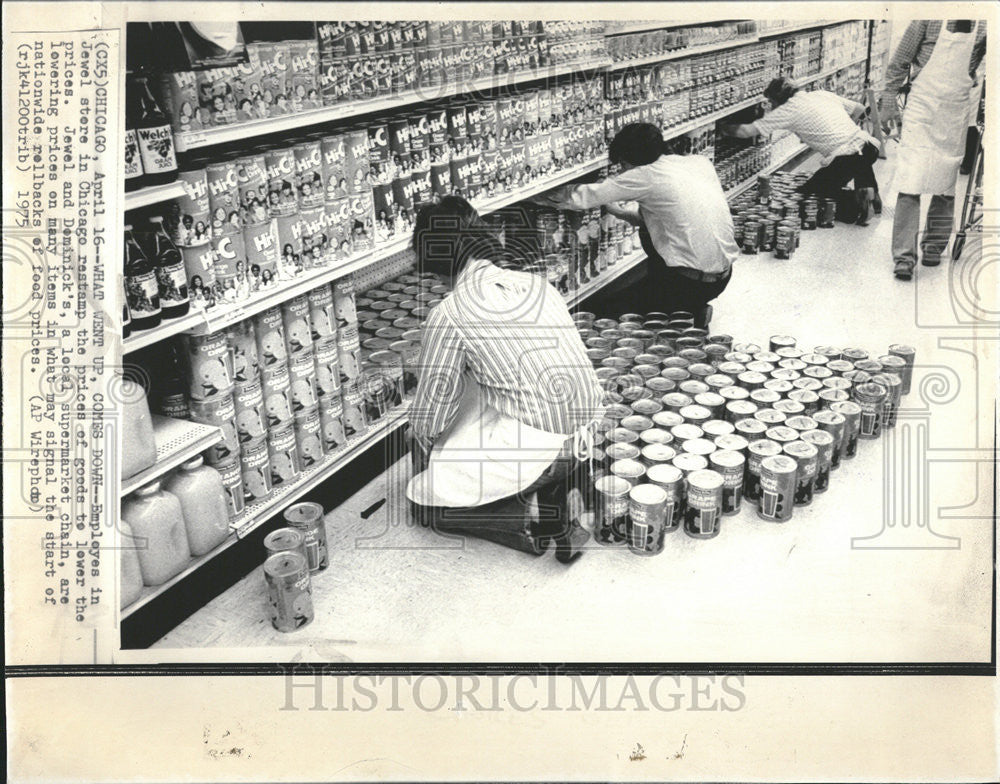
(764, 77, 798, 107)
(412, 196, 501, 279)
(608, 122, 669, 167)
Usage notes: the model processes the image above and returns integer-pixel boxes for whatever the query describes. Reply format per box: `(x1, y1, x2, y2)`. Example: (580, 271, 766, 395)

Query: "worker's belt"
(667, 265, 732, 284)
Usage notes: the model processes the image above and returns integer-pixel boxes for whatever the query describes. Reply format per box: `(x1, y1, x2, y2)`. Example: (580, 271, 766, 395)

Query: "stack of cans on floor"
(261, 501, 329, 632)
(573, 310, 916, 556)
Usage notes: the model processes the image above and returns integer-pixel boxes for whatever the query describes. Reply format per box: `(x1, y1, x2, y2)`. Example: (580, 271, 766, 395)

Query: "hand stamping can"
(264, 527, 308, 562)
(294, 405, 325, 469)
(215, 458, 246, 521)
(782, 440, 818, 506)
(240, 436, 273, 503)
(628, 483, 670, 556)
(283, 501, 329, 573)
(887, 344, 916, 395)
(683, 469, 724, 538)
(745, 438, 782, 502)
(757, 454, 797, 522)
(267, 424, 301, 487)
(709, 449, 745, 515)
(594, 475, 630, 544)
(853, 382, 888, 440)
(263, 551, 313, 632)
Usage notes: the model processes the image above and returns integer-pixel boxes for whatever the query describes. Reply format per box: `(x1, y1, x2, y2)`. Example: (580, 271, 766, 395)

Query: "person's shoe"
(855, 188, 875, 226)
(894, 260, 914, 280)
(921, 254, 941, 267)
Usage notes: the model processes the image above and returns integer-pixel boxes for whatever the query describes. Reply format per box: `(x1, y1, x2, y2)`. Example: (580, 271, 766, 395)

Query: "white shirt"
(753, 90, 877, 159)
(551, 155, 739, 275)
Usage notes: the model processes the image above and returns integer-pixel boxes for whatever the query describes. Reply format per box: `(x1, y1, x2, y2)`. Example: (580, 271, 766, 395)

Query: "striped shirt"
(410, 258, 605, 449)
(548, 155, 738, 274)
(883, 20, 987, 96)
(753, 90, 877, 158)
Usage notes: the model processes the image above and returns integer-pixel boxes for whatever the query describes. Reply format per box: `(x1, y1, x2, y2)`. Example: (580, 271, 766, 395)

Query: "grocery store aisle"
(151, 155, 994, 663)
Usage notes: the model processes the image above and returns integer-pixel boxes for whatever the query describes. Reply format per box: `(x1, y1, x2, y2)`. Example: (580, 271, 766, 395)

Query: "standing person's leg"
(892, 193, 922, 279)
(919, 193, 956, 266)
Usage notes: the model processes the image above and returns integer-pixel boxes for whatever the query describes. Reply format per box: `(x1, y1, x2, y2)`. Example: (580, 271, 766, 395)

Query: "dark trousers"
(798, 141, 880, 199)
(639, 228, 732, 328)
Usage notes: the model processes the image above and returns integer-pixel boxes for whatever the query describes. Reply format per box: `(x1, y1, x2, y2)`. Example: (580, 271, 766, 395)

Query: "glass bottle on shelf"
(121, 480, 191, 586)
(124, 224, 162, 332)
(124, 78, 145, 192)
(151, 338, 190, 421)
(134, 74, 178, 187)
(147, 215, 190, 320)
(163, 456, 231, 556)
(123, 281, 132, 339)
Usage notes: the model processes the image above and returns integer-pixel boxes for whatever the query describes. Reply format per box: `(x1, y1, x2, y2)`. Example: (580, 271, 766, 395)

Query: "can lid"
(629, 482, 668, 505)
(783, 440, 819, 459)
(702, 419, 735, 436)
(264, 527, 305, 549)
(639, 428, 673, 445)
(672, 453, 709, 472)
(710, 449, 745, 468)
(714, 433, 750, 452)
(652, 410, 684, 429)
(671, 423, 704, 441)
(679, 404, 712, 421)
(812, 409, 846, 425)
(647, 463, 683, 485)
(761, 454, 797, 473)
(687, 468, 724, 490)
(606, 442, 641, 461)
(283, 501, 324, 526)
(786, 415, 818, 431)
(682, 438, 717, 456)
(766, 425, 799, 442)
(748, 438, 782, 456)
(263, 550, 308, 577)
(801, 429, 834, 445)
(719, 385, 751, 401)
(621, 415, 654, 432)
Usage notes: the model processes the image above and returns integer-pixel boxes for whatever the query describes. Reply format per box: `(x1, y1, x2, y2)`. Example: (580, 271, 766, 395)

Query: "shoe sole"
(921, 259, 941, 267)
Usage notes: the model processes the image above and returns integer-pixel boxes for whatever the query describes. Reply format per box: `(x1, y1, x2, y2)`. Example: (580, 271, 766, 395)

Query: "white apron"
(894, 24, 976, 195)
(406, 378, 584, 508)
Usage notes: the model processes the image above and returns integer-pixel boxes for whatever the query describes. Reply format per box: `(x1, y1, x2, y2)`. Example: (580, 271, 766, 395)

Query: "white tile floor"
(151, 154, 995, 663)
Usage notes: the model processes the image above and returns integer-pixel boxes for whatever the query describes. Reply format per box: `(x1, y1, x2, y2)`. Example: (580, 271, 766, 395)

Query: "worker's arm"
(540, 169, 650, 211)
(409, 307, 467, 454)
(604, 201, 642, 226)
(881, 20, 926, 122)
(838, 95, 867, 122)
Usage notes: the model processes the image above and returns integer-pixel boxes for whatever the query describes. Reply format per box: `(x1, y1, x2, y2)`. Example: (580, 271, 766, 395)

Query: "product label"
(155, 259, 189, 307)
(124, 129, 143, 181)
(136, 124, 177, 173)
(125, 269, 160, 317)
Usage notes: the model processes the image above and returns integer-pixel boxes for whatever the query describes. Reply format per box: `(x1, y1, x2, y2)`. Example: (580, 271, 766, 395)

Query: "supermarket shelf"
(230, 400, 412, 539)
(125, 157, 608, 347)
(566, 249, 646, 307)
(121, 415, 224, 497)
(121, 532, 240, 618)
(174, 59, 612, 152)
(607, 35, 761, 71)
(663, 95, 763, 140)
(605, 21, 680, 36)
(724, 142, 811, 200)
(125, 181, 188, 212)
(759, 22, 830, 38)
(801, 56, 869, 84)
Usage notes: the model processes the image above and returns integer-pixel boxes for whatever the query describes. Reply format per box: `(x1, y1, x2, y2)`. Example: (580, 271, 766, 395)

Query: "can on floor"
(263, 527, 308, 562)
(785, 415, 818, 435)
(284, 501, 329, 572)
(268, 424, 302, 487)
(745, 438, 782, 502)
(887, 344, 916, 395)
(240, 436, 273, 503)
(829, 400, 862, 459)
(645, 464, 684, 531)
(628, 483, 670, 556)
(757, 454, 797, 522)
(872, 372, 902, 429)
(812, 409, 847, 469)
(215, 458, 246, 520)
(606, 442, 641, 462)
(769, 335, 796, 353)
(233, 379, 268, 444)
(264, 551, 313, 632)
(294, 406, 325, 469)
(684, 469, 724, 539)
(800, 429, 834, 493)
(853, 382, 888, 440)
(709, 449, 745, 515)
(783, 440, 818, 506)
(594, 475, 630, 544)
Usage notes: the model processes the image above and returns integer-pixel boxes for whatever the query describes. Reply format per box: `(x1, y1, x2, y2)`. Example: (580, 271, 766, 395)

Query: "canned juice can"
(628, 483, 670, 556)
(263, 527, 308, 561)
(225, 320, 260, 386)
(294, 406, 325, 469)
(853, 382, 888, 439)
(314, 339, 343, 399)
(240, 436, 273, 503)
(320, 134, 349, 201)
(243, 219, 280, 290)
(812, 409, 847, 469)
(709, 449, 745, 515)
(265, 147, 298, 218)
(206, 160, 241, 236)
(261, 364, 295, 429)
(253, 306, 288, 369)
(757, 454, 797, 522)
(267, 424, 301, 487)
(887, 344, 916, 395)
(284, 501, 329, 572)
(783, 440, 818, 506)
(282, 294, 315, 356)
(341, 382, 368, 437)
(180, 241, 216, 311)
(873, 372, 902, 429)
(185, 331, 235, 401)
(172, 167, 211, 246)
(216, 458, 246, 520)
(594, 475, 630, 544)
(289, 351, 320, 412)
(745, 438, 782, 502)
(263, 551, 313, 632)
(232, 379, 268, 444)
(829, 401, 862, 459)
(318, 394, 348, 451)
(343, 129, 372, 194)
(683, 469, 724, 538)
(645, 463, 683, 531)
(800, 429, 834, 492)
(294, 140, 324, 209)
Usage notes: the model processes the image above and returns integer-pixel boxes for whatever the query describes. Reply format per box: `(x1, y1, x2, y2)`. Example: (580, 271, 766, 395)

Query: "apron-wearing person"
(892, 22, 978, 280)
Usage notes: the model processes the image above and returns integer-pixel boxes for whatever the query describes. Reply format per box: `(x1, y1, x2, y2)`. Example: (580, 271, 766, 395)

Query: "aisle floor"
(150, 157, 996, 663)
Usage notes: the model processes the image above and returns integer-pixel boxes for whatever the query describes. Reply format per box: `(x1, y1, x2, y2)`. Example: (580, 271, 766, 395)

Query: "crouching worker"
(406, 197, 605, 562)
